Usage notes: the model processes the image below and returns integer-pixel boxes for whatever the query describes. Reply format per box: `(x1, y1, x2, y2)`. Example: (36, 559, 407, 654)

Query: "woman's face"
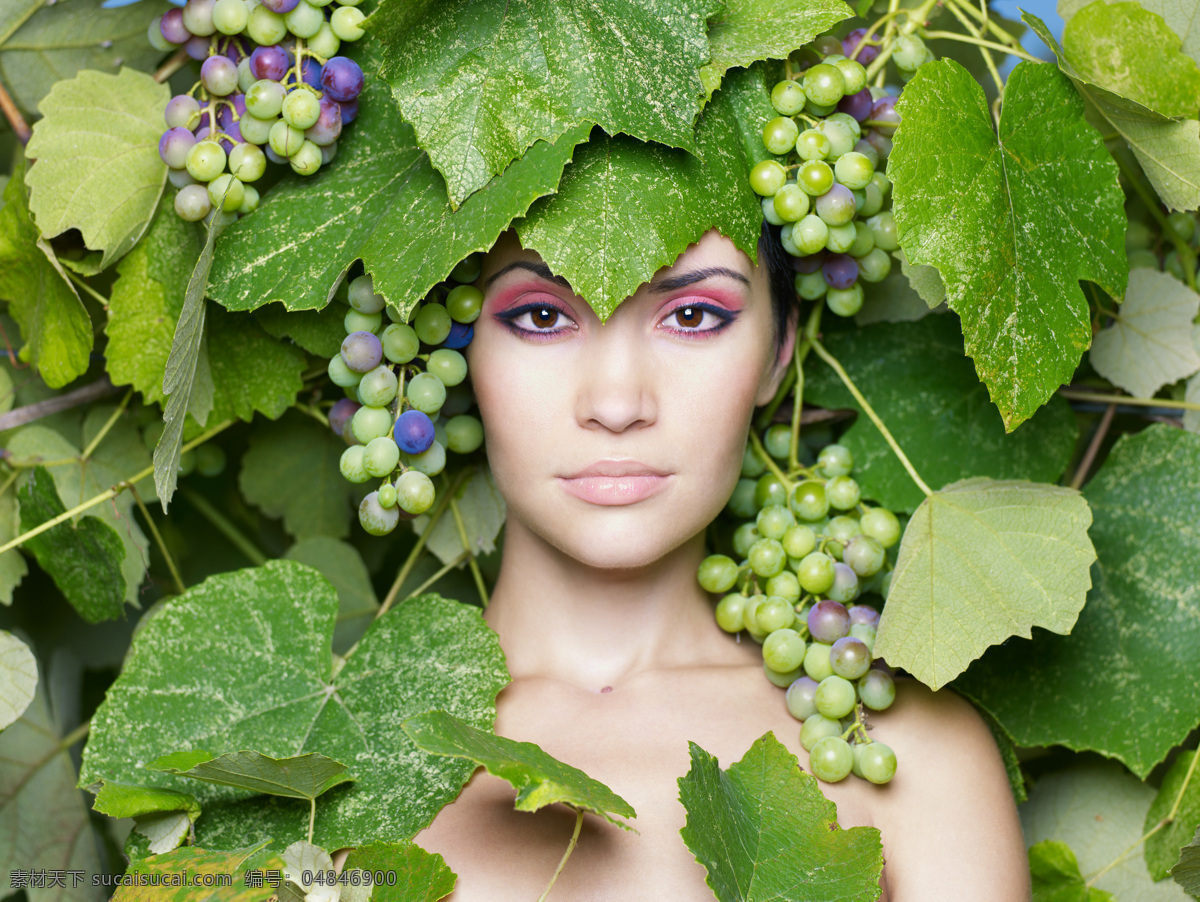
(466, 228, 794, 570)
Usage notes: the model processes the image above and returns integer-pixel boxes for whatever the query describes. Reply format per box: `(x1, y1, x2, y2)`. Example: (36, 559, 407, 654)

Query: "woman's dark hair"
(759, 220, 798, 358)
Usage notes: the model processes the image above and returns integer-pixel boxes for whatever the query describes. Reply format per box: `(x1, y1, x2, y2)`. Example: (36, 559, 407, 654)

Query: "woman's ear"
(756, 301, 799, 406)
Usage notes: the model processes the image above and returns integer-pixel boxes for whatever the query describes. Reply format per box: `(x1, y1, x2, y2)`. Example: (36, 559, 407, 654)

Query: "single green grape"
(858, 741, 898, 784)
(406, 372, 447, 415)
(843, 535, 885, 577)
(396, 469, 436, 514)
(861, 507, 901, 548)
(357, 364, 398, 408)
(764, 662, 804, 688)
(799, 712, 841, 751)
(207, 174, 245, 212)
(363, 435, 400, 478)
(824, 223, 857, 255)
(770, 80, 807, 116)
(790, 479, 830, 522)
(756, 504, 796, 541)
(741, 443, 768, 477)
(185, 140, 226, 182)
(858, 668, 896, 711)
(749, 160, 787, 196)
(289, 140, 322, 177)
(795, 271, 827, 300)
(797, 550, 836, 595)
(378, 483, 398, 508)
(446, 285, 484, 323)
(825, 515, 862, 545)
(826, 475, 861, 510)
(803, 63, 846, 107)
(715, 593, 747, 633)
(328, 354, 362, 388)
(803, 641, 834, 681)
(782, 524, 817, 559)
(284, 0, 324, 37)
(359, 491, 399, 536)
(748, 538, 787, 578)
(772, 183, 810, 223)
(698, 554, 740, 593)
(826, 284, 864, 317)
(445, 414, 484, 454)
(415, 303, 452, 344)
(350, 406, 393, 444)
(763, 628, 807, 673)
(269, 119, 306, 157)
(762, 196, 786, 226)
(308, 21, 340, 58)
(741, 594, 766, 633)
(764, 423, 792, 459)
(732, 522, 761, 558)
(817, 443, 853, 477)
(382, 323, 420, 363)
(427, 348, 468, 386)
(795, 128, 831, 161)
(228, 143, 266, 182)
(786, 676, 819, 720)
(848, 221, 875, 258)
(817, 119, 855, 159)
(755, 472, 788, 509)
(247, 6, 286, 43)
(793, 216, 830, 255)
(809, 735, 854, 782)
(402, 440, 446, 477)
(762, 116, 800, 155)
(345, 309, 383, 334)
(798, 160, 834, 196)
(339, 445, 369, 483)
(765, 570, 801, 602)
(282, 89, 321, 129)
(857, 247, 892, 283)
(815, 674, 856, 718)
(834, 58, 867, 94)
(867, 211, 899, 251)
(850, 623, 876, 653)
(834, 151, 873, 190)
(755, 596, 795, 632)
(726, 478, 759, 519)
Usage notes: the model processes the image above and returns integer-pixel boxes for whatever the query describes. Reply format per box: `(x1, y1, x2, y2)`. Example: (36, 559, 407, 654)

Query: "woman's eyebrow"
(483, 260, 573, 289)
(648, 266, 751, 293)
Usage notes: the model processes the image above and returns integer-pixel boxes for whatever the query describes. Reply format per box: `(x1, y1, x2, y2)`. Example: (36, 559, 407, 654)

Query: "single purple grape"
(301, 58, 322, 89)
(830, 636, 872, 680)
(321, 56, 364, 102)
(842, 28, 879, 65)
(847, 604, 880, 628)
(194, 125, 211, 142)
(159, 127, 196, 169)
(250, 45, 289, 81)
(329, 398, 361, 438)
(442, 321, 474, 349)
(339, 98, 358, 124)
(260, 0, 300, 12)
(822, 254, 858, 290)
(807, 600, 850, 644)
(394, 410, 436, 454)
(792, 250, 825, 275)
(864, 129, 893, 161)
(341, 331, 383, 373)
(815, 184, 856, 226)
(305, 96, 342, 146)
(838, 89, 874, 123)
(160, 8, 190, 44)
(165, 94, 200, 129)
(185, 34, 210, 61)
(871, 97, 900, 135)
(201, 56, 238, 96)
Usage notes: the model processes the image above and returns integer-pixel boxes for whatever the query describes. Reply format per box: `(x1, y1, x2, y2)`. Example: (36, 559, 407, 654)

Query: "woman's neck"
(483, 516, 733, 691)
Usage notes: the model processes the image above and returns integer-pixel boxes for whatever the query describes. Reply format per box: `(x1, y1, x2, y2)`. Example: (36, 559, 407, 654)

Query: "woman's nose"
(573, 325, 658, 433)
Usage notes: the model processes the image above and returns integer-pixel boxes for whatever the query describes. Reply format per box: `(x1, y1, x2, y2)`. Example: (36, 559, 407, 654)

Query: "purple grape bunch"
(747, 33, 907, 319)
(696, 422, 905, 785)
(328, 262, 488, 536)
(147, 0, 369, 223)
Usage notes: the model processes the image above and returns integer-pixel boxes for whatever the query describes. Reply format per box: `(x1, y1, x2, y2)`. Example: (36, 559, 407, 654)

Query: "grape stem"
(80, 388, 134, 462)
(946, 0, 1028, 51)
(406, 550, 471, 598)
(865, 0, 940, 82)
(0, 419, 235, 557)
(1060, 388, 1200, 413)
(0, 77, 31, 144)
(1069, 403, 1116, 490)
(938, 0, 1004, 98)
(537, 808, 584, 902)
(808, 338, 934, 497)
(181, 487, 267, 566)
(447, 487, 489, 608)
(850, 8, 911, 61)
(64, 270, 111, 309)
(153, 48, 191, 84)
(920, 31, 1040, 62)
(787, 303, 822, 475)
(129, 483, 186, 596)
(749, 428, 793, 493)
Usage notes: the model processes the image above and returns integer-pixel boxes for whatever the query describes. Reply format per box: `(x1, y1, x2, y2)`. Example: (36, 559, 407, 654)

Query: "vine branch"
(0, 77, 30, 144)
(537, 808, 584, 902)
(0, 376, 122, 432)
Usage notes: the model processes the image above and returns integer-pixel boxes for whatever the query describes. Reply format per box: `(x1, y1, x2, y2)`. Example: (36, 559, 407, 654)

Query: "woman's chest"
(410, 669, 886, 901)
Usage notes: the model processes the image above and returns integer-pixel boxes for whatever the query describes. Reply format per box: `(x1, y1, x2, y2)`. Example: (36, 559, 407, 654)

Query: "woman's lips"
(558, 462, 671, 506)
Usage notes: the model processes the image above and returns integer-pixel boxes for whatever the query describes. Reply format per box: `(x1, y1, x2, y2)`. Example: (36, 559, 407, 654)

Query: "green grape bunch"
(328, 259, 486, 536)
(750, 33, 918, 319)
(150, 0, 368, 225)
(697, 424, 904, 787)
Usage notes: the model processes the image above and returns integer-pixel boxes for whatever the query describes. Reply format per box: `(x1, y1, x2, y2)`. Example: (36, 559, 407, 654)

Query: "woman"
(410, 225, 1031, 900)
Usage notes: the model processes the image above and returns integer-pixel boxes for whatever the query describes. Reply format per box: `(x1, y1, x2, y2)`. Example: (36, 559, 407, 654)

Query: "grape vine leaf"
(77, 561, 510, 851)
(1187, 325, 1200, 433)
(343, 842, 457, 902)
(1020, 760, 1193, 900)
(207, 39, 589, 321)
(0, 0, 171, 117)
(284, 537, 379, 654)
(239, 413, 362, 541)
(255, 300, 350, 358)
(852, 257, 936, 325)
(17, 466, 126, 623)
(1145, 751, 1200, 881)
(404, 710, 636, 828)
(699, 0, 854, 95)
(804, 316, 1079, 514)
(113, 843, 287, 902)
(412, 465, 506, 565)
(6, 408, 154, 606)
(515, 63, 774, 319)
(1089, 268, 1200, 398)
(92, 779, 201, 822)
(1175, 828, 1200, 895)
(1025, 12, 1200, 212)
(677, 732, 883, 901)
(24, 68, 169, 270)
(0, 674, 106, 902)
(954, 425, 1200, 778)
(0, 629, 36, 730)
(888, 59, 1127, 430)
(873, 477, 1095, 690)
(367, 0, 719, 208)
(1028, 840, 1116, 902)
(1057, 0, 1200, 67)
(149, 750, 354, 801)
(895, 248, 945, 309)
(0, 161, 92, 389)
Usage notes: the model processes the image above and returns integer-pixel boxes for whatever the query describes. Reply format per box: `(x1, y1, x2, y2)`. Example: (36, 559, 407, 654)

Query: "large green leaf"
(24, 67, 168, 270)
(0, 629, 36, 731)
(677, 732, 883, 901)
(404, 710, 635, 828)
(515, 63, 774, 319)
(888, 59, 1127, 430)
(0, 161, 91, 389)
(239, 413, 361, 540)
(699, 0, 853, 94)
(207, 39, 589, 321)
(149, 750, 353, 801)
(1020, 760, 1192, 900)
(954, 425, 1200, 777)
(1028, 840, 1116, 902)
(114, 843, 287, 902)
(874, 477, 1095, 689)
(0, 0, 171, 116)
(1065, 0, 1200, 117)
(17, 466, 126, 623)
(1058, 0, 1200, 66)
(6, 407, 154, 606)
(92, 779, 201, 821)
(1026, 12, 1200, 212)
(343, 842, 457, 902)
(1175, 828, 1200, 895)
(1089, 267, 1200, 398)
(804, 315, 1079, 514)
(77, 560, 510, 850)
(0, 676, 106, 902)
(1145, 751, 1200, 881)
(284, 537, 379, 654)
(368, 0, 719, 208)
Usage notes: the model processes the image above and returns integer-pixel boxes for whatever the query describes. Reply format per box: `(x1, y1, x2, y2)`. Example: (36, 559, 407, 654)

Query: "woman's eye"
(665, 305, 728, 332)
(528, 307, 561, 329)
(503, 304, 573, 334)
